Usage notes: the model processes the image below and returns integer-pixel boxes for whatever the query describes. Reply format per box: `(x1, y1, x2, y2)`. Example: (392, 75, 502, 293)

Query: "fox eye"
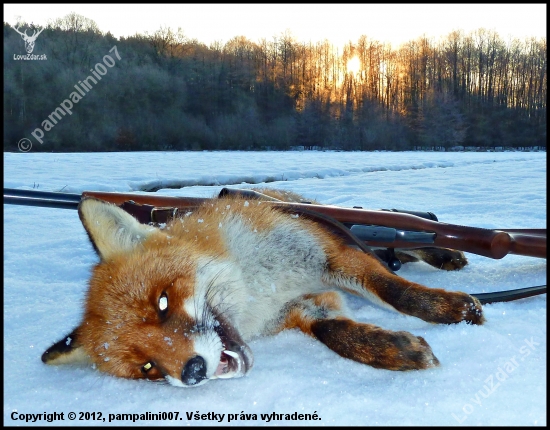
(158, 293, 168, 312)
(142, 362, 153, 373)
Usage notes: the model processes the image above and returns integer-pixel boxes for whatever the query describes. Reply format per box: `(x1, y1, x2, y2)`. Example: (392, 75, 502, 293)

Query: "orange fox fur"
(42, 192, 484, 387)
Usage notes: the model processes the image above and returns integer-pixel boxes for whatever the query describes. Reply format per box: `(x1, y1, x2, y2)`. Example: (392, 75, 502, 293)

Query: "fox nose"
(181, 356, 207, 385)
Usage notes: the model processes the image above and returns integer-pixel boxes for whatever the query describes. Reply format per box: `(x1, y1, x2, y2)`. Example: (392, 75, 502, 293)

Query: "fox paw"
(402, 248, 468, 271)
(458, 294, 484, 324)
(384, 331, 440, 371)
(441, 292, 484, 325)
(433, 249, 468, 271)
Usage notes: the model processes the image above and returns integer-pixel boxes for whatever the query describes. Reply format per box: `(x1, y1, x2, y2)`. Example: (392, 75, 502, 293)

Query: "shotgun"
(4, 187, 546, 260)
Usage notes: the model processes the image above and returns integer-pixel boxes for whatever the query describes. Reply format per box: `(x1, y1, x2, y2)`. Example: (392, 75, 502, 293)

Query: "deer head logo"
(13, 25, 45, 54)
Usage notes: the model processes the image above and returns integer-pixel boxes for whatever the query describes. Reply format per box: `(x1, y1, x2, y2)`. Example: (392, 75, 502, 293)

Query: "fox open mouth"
(211, 312, 253, 379)
(214, 347, 244, 378)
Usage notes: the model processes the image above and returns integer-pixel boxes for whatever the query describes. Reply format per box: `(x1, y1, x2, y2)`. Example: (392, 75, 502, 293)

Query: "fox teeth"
(223, 350, 239, 358)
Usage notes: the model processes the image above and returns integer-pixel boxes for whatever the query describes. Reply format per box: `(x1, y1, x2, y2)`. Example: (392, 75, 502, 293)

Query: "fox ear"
(78, 197, 157, 260)
(42, 329, 91, 365)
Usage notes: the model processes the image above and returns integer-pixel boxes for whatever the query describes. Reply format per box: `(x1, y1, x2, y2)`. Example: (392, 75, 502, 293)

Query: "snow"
(4, 151, 546, 426)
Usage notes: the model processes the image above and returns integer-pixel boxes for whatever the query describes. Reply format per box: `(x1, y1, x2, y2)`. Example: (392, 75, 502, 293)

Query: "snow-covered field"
(4, 151, 546, 426)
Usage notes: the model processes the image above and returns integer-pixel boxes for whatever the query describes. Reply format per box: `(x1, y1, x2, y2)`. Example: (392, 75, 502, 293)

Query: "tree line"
(3, 13, 546, 152)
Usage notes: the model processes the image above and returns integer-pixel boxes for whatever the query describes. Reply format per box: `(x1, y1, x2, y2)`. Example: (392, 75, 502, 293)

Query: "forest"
(3, 13, 547, 152)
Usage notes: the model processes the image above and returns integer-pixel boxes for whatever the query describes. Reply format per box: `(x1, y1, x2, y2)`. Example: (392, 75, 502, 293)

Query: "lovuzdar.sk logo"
(13, 24, 47, 60)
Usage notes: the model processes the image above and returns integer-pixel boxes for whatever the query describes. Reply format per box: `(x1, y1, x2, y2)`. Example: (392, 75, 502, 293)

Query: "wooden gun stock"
(81, 190, 547, 260)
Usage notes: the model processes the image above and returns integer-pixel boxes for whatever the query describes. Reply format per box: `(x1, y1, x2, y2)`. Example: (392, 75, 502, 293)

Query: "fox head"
(42, 198, 253, 387)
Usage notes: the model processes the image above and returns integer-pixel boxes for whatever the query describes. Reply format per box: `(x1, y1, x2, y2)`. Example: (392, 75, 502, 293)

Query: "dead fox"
(42, 192, 484, 387)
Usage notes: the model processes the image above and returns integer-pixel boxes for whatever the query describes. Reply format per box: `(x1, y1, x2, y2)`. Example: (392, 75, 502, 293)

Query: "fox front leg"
(325, 246, 484, 325)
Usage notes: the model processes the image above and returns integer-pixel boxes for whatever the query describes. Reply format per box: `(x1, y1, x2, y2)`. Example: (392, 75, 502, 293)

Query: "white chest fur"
(195, 214, 329, 340)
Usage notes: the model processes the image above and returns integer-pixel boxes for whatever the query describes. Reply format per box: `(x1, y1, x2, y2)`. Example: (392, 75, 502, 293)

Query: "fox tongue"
(215, 350, 241, 378)
(215, 353, 229, 376)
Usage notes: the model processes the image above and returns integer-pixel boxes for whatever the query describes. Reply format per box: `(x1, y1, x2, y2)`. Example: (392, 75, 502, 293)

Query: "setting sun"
(347, 56, 361, 75)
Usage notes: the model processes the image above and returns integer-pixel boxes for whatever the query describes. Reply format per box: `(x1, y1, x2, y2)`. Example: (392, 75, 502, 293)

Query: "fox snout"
(171, 338, 253, 387)
(169, 315, 254, 387)
(181, 356, 207, 385)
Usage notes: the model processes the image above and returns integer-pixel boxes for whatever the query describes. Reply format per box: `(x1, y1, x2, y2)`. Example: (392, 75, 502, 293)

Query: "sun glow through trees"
(346, 56, 361, 75)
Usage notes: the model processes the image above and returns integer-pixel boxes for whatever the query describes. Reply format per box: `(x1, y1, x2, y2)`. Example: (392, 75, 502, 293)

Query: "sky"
(3, 4, 547, 48)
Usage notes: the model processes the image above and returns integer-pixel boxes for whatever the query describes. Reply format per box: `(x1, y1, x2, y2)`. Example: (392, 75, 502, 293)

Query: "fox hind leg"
(279, 291, 439, 370)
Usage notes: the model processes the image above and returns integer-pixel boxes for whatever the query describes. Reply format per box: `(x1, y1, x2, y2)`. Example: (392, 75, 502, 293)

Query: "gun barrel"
(4, 188, 81, 202)
(4, 195, 79, 210)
